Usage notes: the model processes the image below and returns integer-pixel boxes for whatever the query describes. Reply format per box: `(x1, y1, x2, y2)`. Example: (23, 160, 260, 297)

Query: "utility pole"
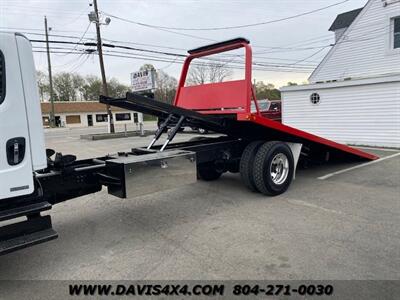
(44, 16, 56, 128)
(92, 0, 115, 133)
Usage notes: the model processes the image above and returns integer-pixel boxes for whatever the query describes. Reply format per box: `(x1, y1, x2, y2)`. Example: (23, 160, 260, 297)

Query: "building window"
(394, 17, 400, 49)
(96, 114, 108, 122)
(42, 116, 50, 126)
(66, 115, 81, 124)
(310, 93, 320, 105)
(116, 113, 131, 121)
(0, 51, 5, 105)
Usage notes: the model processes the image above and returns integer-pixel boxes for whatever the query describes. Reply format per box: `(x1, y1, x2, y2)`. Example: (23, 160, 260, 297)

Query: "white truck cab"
(0, 32, 47, 200)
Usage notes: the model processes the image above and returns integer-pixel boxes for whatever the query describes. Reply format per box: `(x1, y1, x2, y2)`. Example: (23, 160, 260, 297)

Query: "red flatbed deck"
(236, 113, 378, 160)
(102, 37, 377, 162)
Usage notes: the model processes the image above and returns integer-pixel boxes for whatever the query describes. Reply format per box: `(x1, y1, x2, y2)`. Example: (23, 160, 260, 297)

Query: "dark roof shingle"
(329, 8, 363, 31)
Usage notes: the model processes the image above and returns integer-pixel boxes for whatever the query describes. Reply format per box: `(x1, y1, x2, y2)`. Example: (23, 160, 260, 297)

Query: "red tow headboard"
(176, 80, 248, 114)
(173, 38, 256, 115)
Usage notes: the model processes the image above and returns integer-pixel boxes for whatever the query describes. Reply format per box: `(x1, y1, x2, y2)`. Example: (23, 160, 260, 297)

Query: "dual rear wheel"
(196, 140, 295, 196)
(240, 141, 294, 196)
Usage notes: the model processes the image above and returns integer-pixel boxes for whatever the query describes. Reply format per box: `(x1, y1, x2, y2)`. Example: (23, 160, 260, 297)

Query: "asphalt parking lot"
(0, 125, 399, 280)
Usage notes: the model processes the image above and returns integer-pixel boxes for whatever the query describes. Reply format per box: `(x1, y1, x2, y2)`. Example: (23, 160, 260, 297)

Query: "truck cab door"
(0, 33, 34, 199)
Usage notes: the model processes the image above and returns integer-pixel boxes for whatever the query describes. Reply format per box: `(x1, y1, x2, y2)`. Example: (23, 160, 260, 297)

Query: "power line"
(0, 28, 189, 51)
(24, 21, 392, 75)
(33, 46, 316, 70)
(102, 0, 351, 31)
(157, 56, 181, 71)
(101, 15, 215, 42)
(0, 26, 95, 34)
(28, 37, 331, 59)
(30, 39, 187, 57)
(17, 21, 392, 54)
(30, 40, 317, 69)
(0, 25, 333, 54)
(32, 50, 314, 73)
(0, 26, 327, 52)
(68, 53, 92, 73)
(290, 46, 330, 65)
(57, 22, 92, 56)
(33, 24, 392, 71)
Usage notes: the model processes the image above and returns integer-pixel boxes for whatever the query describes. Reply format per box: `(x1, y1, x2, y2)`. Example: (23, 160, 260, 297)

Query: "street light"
(88, 11, 111, 26)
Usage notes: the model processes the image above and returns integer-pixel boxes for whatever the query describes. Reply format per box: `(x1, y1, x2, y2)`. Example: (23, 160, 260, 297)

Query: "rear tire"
(197, 162, 222, 181)
(240, 141, 264, 192)
(253, 141, 294, 196)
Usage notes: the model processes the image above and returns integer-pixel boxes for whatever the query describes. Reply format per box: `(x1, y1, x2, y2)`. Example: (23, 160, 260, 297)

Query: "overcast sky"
(1, 0, 368, 88)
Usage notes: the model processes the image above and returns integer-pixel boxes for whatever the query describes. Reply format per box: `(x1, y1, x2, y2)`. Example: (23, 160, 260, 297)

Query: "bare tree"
(138, 64, 177, 104)
(72, 74, 85, 101)
(36, 70, 49, 102)
(187, 62, 233, 86)
(155, 70, 177, 104)
(208, 63, 233, 83)
(139, 64, 156, 72)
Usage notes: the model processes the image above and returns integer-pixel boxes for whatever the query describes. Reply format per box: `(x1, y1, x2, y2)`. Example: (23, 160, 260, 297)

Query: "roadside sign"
(130, 69, 156, 92)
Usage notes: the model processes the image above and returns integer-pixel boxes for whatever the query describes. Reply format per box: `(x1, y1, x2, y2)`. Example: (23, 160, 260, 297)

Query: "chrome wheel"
(269, 153, 289, 185)
(253, 141, 294, 196)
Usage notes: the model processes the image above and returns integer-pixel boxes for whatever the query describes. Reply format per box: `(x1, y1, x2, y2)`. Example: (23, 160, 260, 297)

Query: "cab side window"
(0, 51, 5, 104)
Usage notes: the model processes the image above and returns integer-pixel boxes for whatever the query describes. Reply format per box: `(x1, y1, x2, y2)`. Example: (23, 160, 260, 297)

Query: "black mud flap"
(0, 215, 58, 256)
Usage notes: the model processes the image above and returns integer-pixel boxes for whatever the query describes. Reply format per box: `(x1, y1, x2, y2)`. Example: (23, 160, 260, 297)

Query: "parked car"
(251, 99, 282, 122)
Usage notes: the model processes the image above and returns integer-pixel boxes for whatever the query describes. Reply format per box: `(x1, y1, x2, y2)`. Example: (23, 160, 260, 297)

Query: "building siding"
(309, 0, 400, 82)
(282, 80, 400, 148)
(42, 111, 143, 128)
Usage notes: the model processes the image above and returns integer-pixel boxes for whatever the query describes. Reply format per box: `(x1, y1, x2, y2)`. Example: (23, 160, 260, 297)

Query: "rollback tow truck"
(0, 34, 377, 256)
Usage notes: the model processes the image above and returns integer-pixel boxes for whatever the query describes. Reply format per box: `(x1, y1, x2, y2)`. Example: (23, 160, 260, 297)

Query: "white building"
(281, 0, 400, 148)
(41, 101, 143, 128)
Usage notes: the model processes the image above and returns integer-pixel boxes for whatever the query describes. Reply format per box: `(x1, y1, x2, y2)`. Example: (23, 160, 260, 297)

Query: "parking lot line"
(318, 152, 400, 180)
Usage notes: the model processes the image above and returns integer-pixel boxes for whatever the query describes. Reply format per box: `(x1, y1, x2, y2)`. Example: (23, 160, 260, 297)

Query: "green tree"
(255, 81, 281, 100)
(37, 68, 175, 103)
(81, 75, 102, 101)
(53, 72, 77, 101)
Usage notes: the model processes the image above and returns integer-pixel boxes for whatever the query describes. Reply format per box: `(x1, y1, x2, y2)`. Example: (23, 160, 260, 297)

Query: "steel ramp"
(100, 93, 377, 161)
(100, 93, 228, 134)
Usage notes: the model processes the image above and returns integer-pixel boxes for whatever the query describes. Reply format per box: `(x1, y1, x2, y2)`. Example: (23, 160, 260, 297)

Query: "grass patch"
(143, 114, 157, 121)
